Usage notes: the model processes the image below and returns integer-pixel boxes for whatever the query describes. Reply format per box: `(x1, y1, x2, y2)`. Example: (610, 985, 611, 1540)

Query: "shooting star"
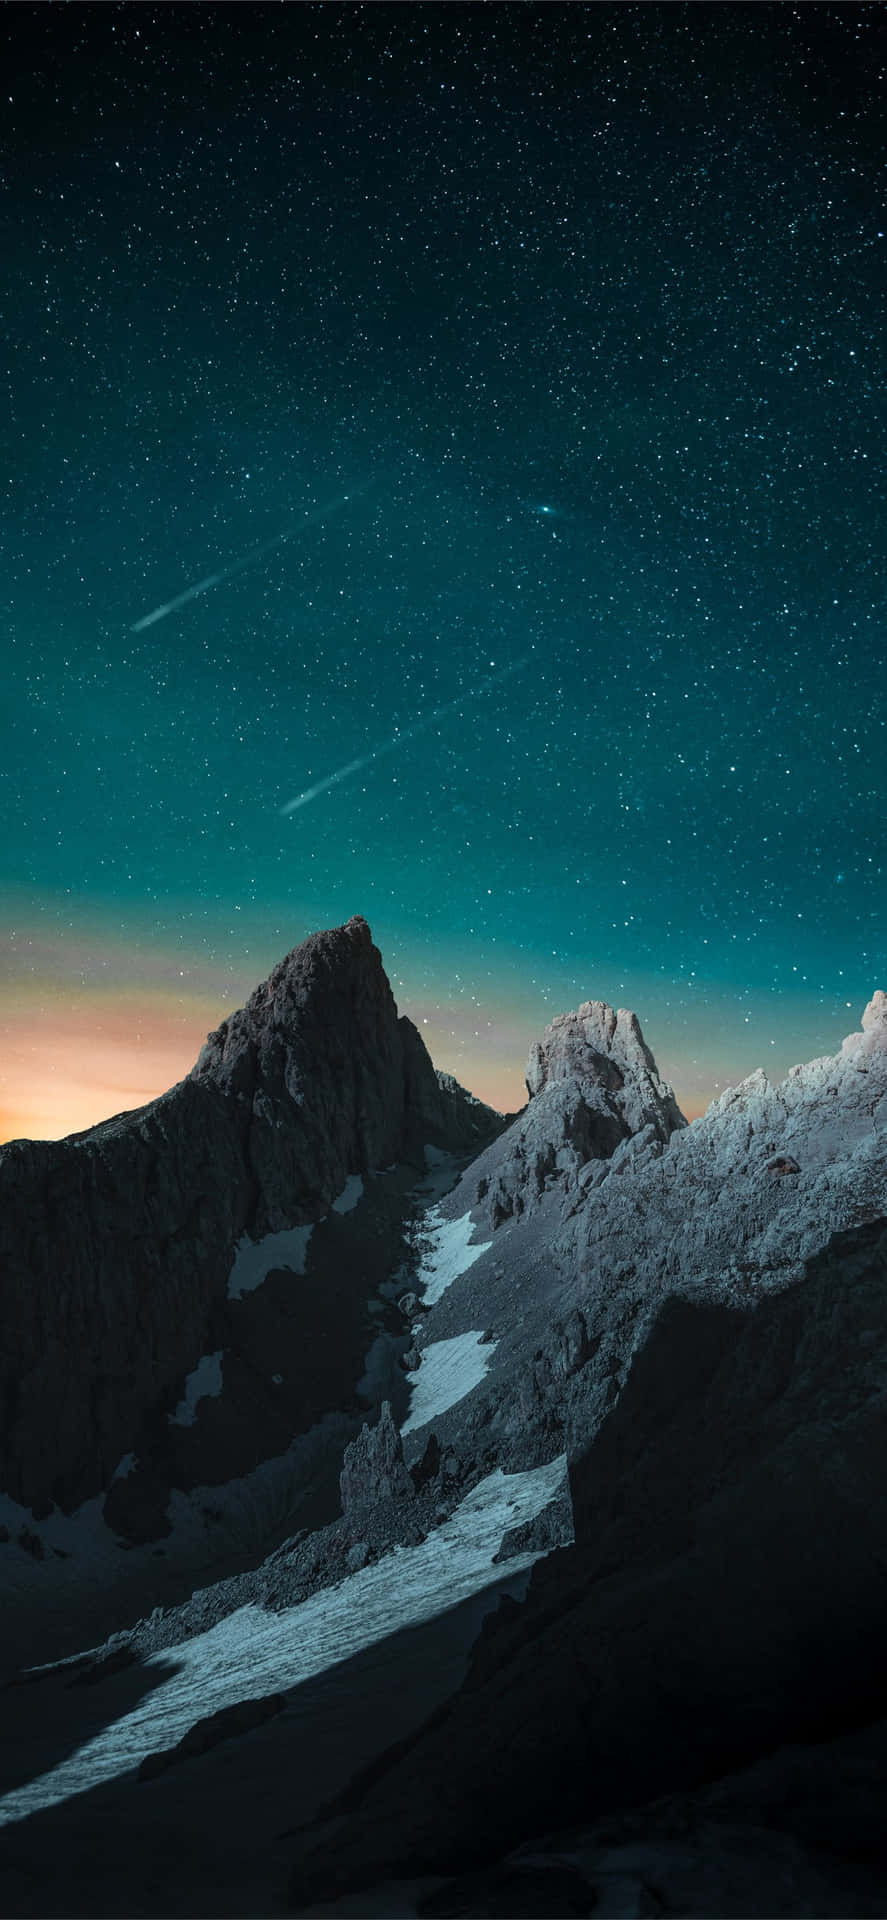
(280, 655, 530, 816)
(130, 482, 373, 633)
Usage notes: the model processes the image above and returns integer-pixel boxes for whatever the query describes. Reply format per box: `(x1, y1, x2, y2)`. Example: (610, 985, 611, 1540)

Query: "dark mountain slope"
(0, 917, 500, 1526)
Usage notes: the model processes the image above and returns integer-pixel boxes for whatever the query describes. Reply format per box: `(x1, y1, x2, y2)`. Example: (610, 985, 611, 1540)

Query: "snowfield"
(0, 1454, 569, 1828)
(227, 1175, 365, 1299)
(414, 1207, 493, 1306)
(227, 1224, 314, 1299)
(401, 1332, 495, 1436)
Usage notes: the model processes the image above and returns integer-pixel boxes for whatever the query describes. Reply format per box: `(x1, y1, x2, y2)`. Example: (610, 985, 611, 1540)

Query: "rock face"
(472, 1000, 686, 1230)
(283, 993, 887, 1903)
(0, 917, 501, 1521)
(339, 1402, 411, 1515)
(192, 922, 502, 1185)
(433, 1070, 506, 1151)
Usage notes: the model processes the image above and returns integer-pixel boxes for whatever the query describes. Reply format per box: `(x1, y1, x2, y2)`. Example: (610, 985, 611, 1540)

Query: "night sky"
(2, 2, 885, 1142)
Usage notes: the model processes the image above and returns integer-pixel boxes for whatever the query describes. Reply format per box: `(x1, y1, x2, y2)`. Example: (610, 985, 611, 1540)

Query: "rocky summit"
(0, 917, 500, 1547)
(1, 934, 886, 1920)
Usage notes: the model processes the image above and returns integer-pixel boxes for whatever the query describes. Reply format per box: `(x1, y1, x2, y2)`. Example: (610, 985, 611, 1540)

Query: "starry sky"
(2, 1, 885, 1142)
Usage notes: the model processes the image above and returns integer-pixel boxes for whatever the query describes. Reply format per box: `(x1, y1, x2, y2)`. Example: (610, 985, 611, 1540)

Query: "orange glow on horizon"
(1, 965, 713, 1147)
(0, 993, 222, 1145)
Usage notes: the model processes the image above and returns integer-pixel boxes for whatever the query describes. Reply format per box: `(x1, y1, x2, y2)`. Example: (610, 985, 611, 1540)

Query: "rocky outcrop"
(468, 1000, 685, 1231)
(137, 1691, 288, 1783)
(562, 986, 887, 1302)
(339, 1402, 411, 1515)
(0, 918, 502, 1521)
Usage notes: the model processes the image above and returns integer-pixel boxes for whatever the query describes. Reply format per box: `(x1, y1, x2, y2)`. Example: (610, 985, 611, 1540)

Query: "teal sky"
(2, 2, 884, 1138)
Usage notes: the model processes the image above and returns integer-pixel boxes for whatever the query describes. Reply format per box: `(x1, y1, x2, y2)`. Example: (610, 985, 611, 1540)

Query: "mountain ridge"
(2, 925, 886, 1918)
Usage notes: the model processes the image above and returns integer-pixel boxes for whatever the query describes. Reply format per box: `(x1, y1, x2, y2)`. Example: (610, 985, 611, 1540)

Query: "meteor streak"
(130, 484, 372, 632)
(280, 655, 530, 816)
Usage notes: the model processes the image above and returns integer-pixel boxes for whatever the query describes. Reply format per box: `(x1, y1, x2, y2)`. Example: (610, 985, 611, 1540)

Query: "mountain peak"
(192, 916, 383, 1085)
(0, 917, 502, 1519)
(458, 993, 686, 1233)
(526, 999, 663, 1099)
(862, 989, 887, 1033)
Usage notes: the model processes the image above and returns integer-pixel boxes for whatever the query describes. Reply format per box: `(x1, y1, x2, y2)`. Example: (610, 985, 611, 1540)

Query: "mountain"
(284, 988, 887, 1910)
(0, 918, 501, 1620)
(1, 934, 886, 1919)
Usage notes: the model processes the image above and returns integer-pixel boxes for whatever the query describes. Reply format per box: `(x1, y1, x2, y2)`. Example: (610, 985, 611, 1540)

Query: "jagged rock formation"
(469, 999, 686, 1230)
(0, 917, 501, 1523)
(339, 1402, 412, 1515)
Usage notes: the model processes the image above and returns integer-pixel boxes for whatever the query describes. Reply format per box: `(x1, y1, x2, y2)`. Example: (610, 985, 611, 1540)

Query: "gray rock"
(467, 1000, 685, 1232)
(137, 1690, 287, 1781)
(492, 1483, 574, 1565)
(409, 1432, 441, 1491)
(434, 1071, 506, 1151)
(339, 1402, 412, 1514)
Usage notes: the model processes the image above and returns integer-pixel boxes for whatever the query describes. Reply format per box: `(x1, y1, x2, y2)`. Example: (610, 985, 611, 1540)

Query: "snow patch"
(332, 1174, 364, 1215)
(0, 1454, 568, 1827)
(168, 1352, 224, 1428)
(111, 1453, 137, 1482)
(401, 1331, 494, 1436)
(227, 1224, 314, 1300)
(416, 1207, 493, 1307)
